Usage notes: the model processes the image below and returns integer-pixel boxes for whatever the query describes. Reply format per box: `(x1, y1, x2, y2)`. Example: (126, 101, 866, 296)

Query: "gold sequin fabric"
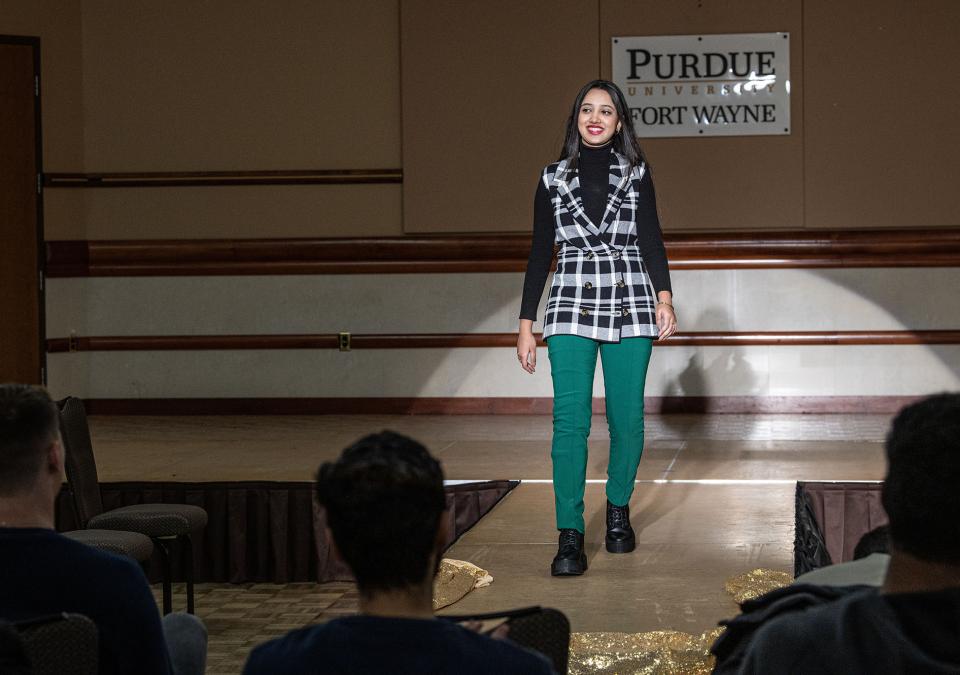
(568, 628, 724, 674)
(432, 559, 493, 610)
(723, 568, 793, 604)
(566, 568, 791, 673)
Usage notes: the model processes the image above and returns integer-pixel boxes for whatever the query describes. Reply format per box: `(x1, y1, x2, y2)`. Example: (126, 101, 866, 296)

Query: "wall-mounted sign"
(612, 32, 791, 138)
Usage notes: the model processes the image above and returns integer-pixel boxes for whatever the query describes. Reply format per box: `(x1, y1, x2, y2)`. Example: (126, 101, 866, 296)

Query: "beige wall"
(45, 268, 960, 399)
(400, 0, 600, 233)
(802, 0, 960, 229)
(80, 0, 401, 171)
(77, 0, 402, 239)
(80, 184, 402, 240)
(45, 269, 960, 337)
(7, 0, 960, 239)
(46, 345, 960, 400)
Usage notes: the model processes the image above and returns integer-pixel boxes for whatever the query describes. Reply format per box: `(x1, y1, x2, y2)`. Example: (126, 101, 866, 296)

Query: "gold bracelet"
(657, 301, 674, 309)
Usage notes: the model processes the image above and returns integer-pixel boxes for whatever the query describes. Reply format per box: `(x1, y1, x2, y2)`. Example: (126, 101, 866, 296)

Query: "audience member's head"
(882, 392, 960, 564)
(250, 433, 553, 674)
(315, 431, 447, 596)
(0, 384, 61, 498)
(852, 525, 890, 560)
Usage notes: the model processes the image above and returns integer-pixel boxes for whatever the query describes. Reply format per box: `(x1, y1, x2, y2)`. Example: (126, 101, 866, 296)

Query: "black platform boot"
(605, 500, 636, 553)
(550, 528, 587, 576)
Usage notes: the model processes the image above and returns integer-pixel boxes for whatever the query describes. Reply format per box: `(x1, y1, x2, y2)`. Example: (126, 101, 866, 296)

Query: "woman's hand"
(656, 292, 677, 340)
(517, 320, 537, 374)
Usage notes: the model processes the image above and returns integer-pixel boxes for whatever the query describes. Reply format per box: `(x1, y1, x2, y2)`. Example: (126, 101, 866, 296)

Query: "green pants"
(547, 334, 653, 533)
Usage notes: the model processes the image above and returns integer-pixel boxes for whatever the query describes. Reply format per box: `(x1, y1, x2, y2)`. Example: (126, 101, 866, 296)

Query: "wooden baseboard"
(45, 227, 960, 277)
(81, 396, 922, 415)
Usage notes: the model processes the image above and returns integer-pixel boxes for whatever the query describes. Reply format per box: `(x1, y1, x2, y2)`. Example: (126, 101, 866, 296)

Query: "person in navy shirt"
(244, 431, 554, 674)
(0, 383, 205, 675)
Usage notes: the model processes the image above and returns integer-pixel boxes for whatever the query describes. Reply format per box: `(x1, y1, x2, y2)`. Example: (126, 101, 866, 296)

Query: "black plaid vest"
(541, 152, 658, 342)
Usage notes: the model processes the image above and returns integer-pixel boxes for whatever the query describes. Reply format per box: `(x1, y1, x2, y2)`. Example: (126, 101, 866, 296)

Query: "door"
(0, 36, 43, 384)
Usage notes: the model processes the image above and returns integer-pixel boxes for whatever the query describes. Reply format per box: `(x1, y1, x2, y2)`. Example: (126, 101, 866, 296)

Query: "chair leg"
(155, 539, 173, 615)
(182, 535, 195, 614)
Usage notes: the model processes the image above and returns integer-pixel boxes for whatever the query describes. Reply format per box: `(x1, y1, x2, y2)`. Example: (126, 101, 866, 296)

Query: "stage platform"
(84, 412, 890, 637)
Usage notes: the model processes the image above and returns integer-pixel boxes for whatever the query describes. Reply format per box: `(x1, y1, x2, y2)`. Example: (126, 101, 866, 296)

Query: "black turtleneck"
(578, 142, 613, 228)
(519, 143, 673, 322)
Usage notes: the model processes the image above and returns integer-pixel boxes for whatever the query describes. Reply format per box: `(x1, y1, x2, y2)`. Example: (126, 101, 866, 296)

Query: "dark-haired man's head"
(853, 525, 890, 560)
(315, 431, 446, 597)
(881, 393, 960, 564)
(0, 384, 61, 498)
(0, 384, 64, 530)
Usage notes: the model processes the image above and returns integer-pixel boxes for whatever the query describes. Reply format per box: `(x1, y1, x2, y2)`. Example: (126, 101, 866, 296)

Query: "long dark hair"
(558, 79, 646, 172)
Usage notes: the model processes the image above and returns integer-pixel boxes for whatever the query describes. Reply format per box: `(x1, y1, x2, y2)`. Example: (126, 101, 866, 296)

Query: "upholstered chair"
(57, 397, 208, 614)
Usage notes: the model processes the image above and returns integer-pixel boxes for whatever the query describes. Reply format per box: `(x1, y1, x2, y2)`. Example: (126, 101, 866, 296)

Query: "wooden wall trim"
(45, 330, 960, 353)
(81, 395, 922, 415)
(45, 228, 960, 277)
(43, 169, 402, 188)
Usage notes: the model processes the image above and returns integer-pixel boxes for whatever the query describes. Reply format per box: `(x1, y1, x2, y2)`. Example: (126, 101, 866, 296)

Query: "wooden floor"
(92, 413, 889, 654)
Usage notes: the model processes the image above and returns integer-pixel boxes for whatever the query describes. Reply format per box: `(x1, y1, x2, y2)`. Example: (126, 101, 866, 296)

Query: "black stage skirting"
(794, 481, 886, 576)
(56, 479, 518, 584)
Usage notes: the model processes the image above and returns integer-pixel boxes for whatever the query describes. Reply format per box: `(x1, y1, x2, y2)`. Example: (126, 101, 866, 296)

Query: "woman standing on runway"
(517, 80, 677, 576)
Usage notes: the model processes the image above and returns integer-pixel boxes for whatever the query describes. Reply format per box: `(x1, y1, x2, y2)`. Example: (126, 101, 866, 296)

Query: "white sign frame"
(612, 32, 791, 138)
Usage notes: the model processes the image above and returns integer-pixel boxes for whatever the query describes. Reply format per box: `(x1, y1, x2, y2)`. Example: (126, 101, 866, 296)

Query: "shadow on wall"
(930, 346, 960, 381)
(660, 306, 762, 399)
(657, 307, 760, 436)
(648, 268, 960, 428)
